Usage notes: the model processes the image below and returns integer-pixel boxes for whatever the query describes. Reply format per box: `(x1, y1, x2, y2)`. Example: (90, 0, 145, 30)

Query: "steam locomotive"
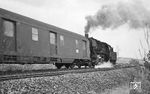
(0, 8, 117, 69)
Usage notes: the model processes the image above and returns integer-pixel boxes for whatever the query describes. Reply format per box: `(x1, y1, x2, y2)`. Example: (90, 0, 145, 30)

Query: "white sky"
(0, 0, 149, 59)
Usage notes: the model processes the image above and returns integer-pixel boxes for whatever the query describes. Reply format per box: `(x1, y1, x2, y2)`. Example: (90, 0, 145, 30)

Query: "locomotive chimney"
(85, 33, 89, 38)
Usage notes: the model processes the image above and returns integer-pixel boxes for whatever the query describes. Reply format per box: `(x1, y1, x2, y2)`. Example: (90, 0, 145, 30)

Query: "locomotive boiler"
(85, 34, 117, 66)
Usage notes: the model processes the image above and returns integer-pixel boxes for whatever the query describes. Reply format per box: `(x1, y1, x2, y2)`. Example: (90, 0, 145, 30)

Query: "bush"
(129, 59, 140, 66)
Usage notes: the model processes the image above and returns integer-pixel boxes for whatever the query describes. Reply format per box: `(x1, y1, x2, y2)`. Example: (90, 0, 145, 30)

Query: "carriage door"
(49, 32, 57, 55)
(0, 19, 16, 52)
(82, 40, 87, 57)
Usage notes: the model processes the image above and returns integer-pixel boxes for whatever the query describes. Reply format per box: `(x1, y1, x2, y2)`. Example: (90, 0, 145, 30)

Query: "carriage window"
(50, 32, 56, 45)
(3, 20, 15, 37)
(83, 40, 87, 56)
(32, 27, 38, 41)
(60, 35, 64, 46)
(75, 40, 79, 53)
(75, 40, 78, 47)
(83, 40, 87, 50)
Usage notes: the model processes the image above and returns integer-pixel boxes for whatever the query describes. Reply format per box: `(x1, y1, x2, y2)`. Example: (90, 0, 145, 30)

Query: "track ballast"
(0, 65, 139, 82)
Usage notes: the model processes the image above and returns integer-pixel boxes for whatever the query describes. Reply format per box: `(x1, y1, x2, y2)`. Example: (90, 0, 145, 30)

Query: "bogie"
(65, 64, 70, 69)
(55, 63, 62, 69)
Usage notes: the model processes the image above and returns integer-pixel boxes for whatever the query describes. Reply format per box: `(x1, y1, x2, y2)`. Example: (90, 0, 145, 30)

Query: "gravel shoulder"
(0, 67, 142, 94)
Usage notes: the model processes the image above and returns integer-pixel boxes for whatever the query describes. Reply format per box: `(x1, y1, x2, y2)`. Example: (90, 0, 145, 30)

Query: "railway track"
(0, 65, 140, 82)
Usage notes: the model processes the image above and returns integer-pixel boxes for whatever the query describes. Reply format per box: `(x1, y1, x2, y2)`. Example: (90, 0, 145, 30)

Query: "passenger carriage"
(0, 8, 90, 69)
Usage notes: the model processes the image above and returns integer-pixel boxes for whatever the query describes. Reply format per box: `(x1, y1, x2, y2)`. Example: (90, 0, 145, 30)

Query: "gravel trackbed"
(0, 67, 145, 94)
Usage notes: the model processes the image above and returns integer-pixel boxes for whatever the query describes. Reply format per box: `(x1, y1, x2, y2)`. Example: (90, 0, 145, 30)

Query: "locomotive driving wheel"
(88, 62, 93, 68)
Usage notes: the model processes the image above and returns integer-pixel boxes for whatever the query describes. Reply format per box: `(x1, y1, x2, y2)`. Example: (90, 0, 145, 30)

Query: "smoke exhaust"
(95, 61, 113, 68)
(85, 33, 89, 38)
(84, 0, 150, 33)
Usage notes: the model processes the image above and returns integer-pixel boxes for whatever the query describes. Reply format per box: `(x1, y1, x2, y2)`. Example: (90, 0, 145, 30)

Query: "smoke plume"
(85, 0, 150, 33)
(95, 62, 113, 68)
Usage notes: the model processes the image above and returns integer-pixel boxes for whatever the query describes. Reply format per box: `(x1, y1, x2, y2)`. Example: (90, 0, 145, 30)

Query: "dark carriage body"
(0, 8, 90, 65)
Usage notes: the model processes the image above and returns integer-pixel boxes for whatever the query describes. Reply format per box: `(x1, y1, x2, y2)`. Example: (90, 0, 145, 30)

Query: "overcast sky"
(0, 0, 149, 59)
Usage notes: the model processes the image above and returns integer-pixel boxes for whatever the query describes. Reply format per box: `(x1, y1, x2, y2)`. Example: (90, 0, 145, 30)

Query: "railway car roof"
(0, 8, 86, 40)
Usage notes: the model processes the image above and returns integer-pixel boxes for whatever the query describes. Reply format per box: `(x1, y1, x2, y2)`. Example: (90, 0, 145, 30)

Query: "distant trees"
(139, 24, 150, 60)
(116, 45, 120, 58)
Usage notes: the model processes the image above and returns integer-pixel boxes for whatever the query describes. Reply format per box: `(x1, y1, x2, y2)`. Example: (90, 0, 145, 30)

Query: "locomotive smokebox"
(85, 33, 89, 38)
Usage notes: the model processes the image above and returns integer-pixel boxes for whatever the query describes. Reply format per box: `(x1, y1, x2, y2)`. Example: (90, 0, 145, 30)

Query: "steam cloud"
(85, 0, 150, 33)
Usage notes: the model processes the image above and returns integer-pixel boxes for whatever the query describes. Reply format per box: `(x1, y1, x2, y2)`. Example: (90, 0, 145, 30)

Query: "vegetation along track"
(0, 65, 140, 82)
